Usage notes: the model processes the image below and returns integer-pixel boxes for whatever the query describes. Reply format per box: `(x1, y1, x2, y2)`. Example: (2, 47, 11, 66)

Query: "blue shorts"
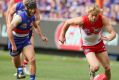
(8, 35, 31, 57)
(29, 30, 33, 40)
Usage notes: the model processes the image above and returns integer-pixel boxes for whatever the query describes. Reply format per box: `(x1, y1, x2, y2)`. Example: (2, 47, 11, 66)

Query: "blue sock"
(30, 74, 35, 80)
(17, 66, 23, 73)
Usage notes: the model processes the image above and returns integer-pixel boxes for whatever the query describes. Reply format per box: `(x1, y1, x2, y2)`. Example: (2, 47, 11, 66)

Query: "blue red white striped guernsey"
(13, 10, 35, 37)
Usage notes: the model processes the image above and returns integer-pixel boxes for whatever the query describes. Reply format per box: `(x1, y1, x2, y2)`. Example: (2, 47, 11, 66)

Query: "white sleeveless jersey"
(80, 28, 102, 46)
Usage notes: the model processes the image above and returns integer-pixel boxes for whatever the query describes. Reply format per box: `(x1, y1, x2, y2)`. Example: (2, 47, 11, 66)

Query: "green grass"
(0, 50, 119, 80)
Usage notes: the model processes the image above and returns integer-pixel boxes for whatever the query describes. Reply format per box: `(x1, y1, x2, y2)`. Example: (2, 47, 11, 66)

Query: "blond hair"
(86, 4, 101, 14)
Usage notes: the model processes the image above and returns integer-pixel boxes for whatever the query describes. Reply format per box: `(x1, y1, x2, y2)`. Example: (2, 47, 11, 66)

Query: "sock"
(23, 59, 28, 67)
(30, 74, 35, 80)
(17, 66, 23, 73)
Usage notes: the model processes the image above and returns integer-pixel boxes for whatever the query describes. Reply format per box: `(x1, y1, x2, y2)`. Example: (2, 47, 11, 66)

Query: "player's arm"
(7, 14, 22, 49)
(7, 4, 17, 28)
(35, 9, 40, 25)
(59, 17, 83, 44)
(102, 16, 116, 41)
(32, 21, 48, 44)
(6, 0, 14, 18)
(32, 21, 44, 38)
(32, 7, 44, 38)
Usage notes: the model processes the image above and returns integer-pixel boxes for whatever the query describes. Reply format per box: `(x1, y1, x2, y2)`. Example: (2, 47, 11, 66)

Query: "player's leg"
(13, 52, 29, 76)
(12, 55, 21, 68)
(96, 51, 111, 80)
(85, 52, 100, 80)
(22, 32, 34, 75)
(30, 32, 34, 46)
(22, 57, 28, 67)
(23, 44, 36, 80)
(23, 32, 35, 67)
(14, 56, 26, 79)
(83, 45, 100, 80)
(23, 31, 34, 66)
(10, 52, 26, 79)
(8, 41, 26, 79)
(21, 52, 30, 75)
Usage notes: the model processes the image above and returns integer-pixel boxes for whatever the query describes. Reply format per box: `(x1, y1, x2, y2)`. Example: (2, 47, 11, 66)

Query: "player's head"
(86, 4, 101, 22)
(23, 0, 35, 4)
(24, 0, 36, 16)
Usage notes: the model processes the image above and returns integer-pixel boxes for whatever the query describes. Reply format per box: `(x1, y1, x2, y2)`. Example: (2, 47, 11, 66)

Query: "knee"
(28, 56, 36, 63)
(104, 66, 110, 71)
(90, 65, 99, 72)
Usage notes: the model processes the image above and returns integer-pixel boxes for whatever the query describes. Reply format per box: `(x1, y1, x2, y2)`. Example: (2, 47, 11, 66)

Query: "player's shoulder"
(82, 15, 88, 20)
(13, 13, 22, 21)
(101, 15, 110, 22)
(16, 10, 26, 18)
(16, 2, 24, 10)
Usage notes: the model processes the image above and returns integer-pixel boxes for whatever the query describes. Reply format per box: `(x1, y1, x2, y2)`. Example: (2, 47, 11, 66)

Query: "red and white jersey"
(81, 15, 103, 46)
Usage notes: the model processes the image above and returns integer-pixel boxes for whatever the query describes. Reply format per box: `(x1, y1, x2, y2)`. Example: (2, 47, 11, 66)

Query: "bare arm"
(33, 9, 43, 37)
(7, 14, 22, 48)
(102, 16, 116, 41)
(35, 9, 40, 24)
(6, 0, 14, 17)
(6, 4, 17, 28)
(59, 17, 83, 43)
(32, 21, 48, 44)
(32, 21, 44, 38)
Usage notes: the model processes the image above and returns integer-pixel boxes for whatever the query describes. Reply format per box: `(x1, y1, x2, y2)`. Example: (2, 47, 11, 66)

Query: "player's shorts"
(29, 30, 33, 40)
(82, 40, 106, 55)
(8, 35, 31, 57)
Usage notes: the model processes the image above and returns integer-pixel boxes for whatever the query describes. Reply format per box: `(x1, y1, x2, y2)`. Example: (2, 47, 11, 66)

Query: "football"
(93, 73, 107, 80)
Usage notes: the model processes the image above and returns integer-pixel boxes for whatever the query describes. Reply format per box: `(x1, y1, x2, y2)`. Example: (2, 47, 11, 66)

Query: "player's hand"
(41, 36, 48, 44)
(12, 45, 17, 53)
(101, 35, 110, 41)
(59, 37, 66, 44)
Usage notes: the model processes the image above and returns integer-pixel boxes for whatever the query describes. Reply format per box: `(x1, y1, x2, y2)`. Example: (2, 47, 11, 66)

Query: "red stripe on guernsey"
(13, 28, 30, 34)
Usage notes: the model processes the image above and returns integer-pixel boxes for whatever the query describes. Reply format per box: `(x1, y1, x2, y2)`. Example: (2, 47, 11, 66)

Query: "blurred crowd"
(0, 0, 119, 23)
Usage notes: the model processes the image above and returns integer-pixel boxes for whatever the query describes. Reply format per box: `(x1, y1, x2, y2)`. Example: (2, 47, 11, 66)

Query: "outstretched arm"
(32, 21, 48, 44)
(59, 17, 83, 44)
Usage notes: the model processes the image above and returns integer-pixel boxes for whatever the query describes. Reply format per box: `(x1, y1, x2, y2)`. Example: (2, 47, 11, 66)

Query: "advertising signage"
(0, 18, 119, 54)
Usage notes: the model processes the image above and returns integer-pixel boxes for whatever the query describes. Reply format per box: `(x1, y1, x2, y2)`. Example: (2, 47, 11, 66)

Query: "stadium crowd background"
(0, 0, 119, 24)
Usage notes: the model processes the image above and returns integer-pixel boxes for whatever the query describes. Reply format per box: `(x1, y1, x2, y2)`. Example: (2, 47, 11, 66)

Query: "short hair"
(24, 0, 36, 9)
(86, 4, 101, 14)
(23, 0, 35, 4)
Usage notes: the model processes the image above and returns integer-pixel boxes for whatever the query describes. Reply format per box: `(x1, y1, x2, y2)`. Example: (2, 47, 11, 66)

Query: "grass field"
(0, 50, 119, 80)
